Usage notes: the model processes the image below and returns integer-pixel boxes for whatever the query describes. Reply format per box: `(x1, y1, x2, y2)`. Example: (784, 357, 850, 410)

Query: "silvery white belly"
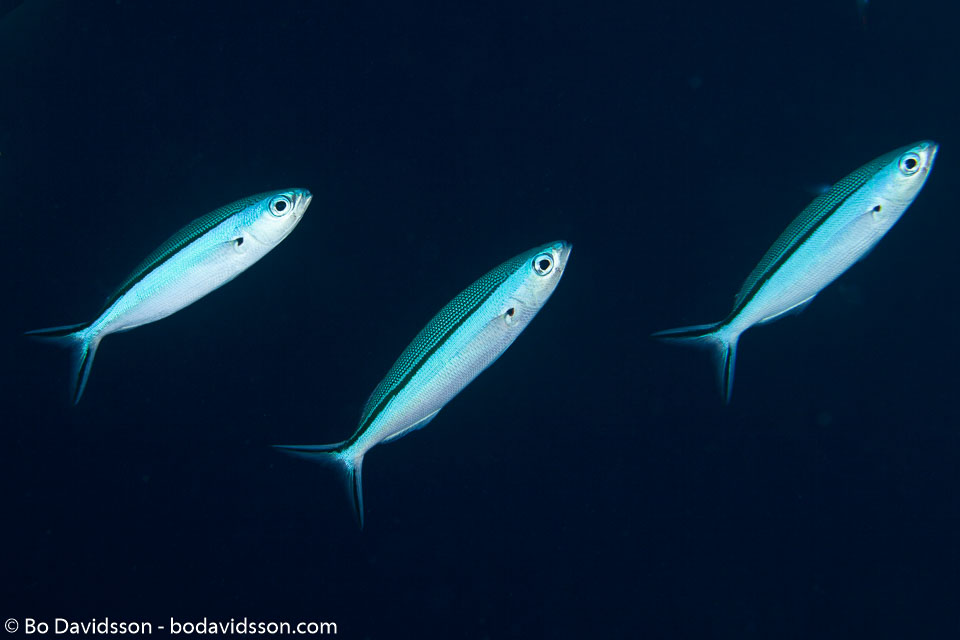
(95, 239, 259, 335)
(355, 304, 529, 455)
(732, 206, 897, 332)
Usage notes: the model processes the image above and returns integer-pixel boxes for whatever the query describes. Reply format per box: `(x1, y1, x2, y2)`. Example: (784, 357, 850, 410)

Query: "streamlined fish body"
(276, 241, 571, 527)
(654, 141, 938, 403)
(28, 189, 312, 403)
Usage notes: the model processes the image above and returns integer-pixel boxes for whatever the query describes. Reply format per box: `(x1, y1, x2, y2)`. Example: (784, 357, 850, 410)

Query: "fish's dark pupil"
(235, 237, 244, 246)
(538, 259, 550, 271)
(905, 158, 917, 170)
(275, 200, 287, 211)
(506, 308, 515, 317)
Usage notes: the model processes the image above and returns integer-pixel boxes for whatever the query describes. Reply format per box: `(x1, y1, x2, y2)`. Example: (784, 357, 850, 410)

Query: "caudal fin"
(25, 322, 100, 405)
(652, 322, 740, 404)
(273, 442, 366, 528)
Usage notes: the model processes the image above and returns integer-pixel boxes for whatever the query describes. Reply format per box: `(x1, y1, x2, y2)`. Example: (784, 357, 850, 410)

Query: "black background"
(2, 1, 958, 638)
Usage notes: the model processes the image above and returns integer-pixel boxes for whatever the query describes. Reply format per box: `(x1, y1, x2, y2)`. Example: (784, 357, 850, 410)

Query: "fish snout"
(296, 190, 314, 215)
(925, 141, 940, 166)
(554, 241, 573, 271)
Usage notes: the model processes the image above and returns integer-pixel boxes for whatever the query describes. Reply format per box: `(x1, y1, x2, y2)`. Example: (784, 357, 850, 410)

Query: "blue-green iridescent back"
(732, 146, 904, 311)
(100, 193, 270, 312)
(357, 252, 527, 431)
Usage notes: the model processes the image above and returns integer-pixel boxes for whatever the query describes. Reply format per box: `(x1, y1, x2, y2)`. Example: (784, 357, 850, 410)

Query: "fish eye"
(532, 253, 554, 276)
(269, 195, 292, 216)
(899, 152, 921, 176)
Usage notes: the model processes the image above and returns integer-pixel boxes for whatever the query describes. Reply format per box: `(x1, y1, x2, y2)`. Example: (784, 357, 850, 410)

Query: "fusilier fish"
(276, 241, 572, 527)
(654, 141, 937, 403)
(28, 188, 312, 404)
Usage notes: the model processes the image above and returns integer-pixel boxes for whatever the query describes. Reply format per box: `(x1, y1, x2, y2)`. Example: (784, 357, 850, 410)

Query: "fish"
(27, 188, 312, 404)
(275, 240, 572, 527)
(653, 140, 938, 403)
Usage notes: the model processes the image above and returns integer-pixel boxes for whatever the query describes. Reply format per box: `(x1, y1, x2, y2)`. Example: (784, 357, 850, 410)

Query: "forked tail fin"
(652, 322, 740, 404)
(25, 322, 100, 405)
(273, 442, 366, 529)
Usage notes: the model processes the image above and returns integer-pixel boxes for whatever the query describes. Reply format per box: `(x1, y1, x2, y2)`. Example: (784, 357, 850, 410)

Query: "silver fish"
(276, 241, 572, 527)
(654, 141, 937, 403)
(28, 189, 312, 403)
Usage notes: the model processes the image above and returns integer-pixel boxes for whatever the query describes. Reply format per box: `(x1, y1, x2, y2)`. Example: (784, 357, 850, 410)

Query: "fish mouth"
(913, 140, 939, 169)
(297, 190, 313, 215)
(555, 241, 573, 271)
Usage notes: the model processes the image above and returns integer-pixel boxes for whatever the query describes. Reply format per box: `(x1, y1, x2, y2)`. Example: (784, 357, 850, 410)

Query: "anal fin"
(758, 295, 817, 325)
(382, 410, 441, 444)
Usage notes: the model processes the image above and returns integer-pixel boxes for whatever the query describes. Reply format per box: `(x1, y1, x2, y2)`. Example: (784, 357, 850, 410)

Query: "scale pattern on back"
(730, 147, 903, 316)
(355, 252, 527, 434)
(100, 193, 268, 312)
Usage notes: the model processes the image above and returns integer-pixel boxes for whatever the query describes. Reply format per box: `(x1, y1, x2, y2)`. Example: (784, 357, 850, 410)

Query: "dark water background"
(2, 1, 959, 637)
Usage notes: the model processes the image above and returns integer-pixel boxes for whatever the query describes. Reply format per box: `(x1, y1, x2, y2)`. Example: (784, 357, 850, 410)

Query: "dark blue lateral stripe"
(97, 194, 268, 313)
(726, 197, 848, 322)
(100, 224, 224, 313)
(345, 277, 505, 448)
